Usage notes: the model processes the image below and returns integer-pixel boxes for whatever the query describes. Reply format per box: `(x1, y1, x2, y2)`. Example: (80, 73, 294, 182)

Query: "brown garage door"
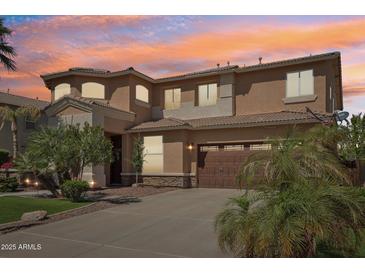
(197, 143, 270, 188)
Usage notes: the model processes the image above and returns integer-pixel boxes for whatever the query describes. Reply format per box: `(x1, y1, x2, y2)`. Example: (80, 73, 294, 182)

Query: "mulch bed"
(0, 186, 178, 235)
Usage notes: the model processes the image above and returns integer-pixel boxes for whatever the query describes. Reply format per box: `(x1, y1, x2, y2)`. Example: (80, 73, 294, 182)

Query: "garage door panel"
(198, 143, 268, 189)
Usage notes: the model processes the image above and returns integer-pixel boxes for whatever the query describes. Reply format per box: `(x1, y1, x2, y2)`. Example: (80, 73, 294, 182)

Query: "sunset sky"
(0, 15, 364, 115)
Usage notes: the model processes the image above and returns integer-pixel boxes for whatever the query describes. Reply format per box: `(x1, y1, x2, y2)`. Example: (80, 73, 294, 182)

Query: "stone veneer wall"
(121, 175, 196, 188)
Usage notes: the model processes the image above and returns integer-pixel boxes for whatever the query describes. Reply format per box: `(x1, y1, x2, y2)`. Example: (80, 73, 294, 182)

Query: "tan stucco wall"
(235, 59, 338, 115)
(152, 75, 220, 107)
(131, 123, 317, 175)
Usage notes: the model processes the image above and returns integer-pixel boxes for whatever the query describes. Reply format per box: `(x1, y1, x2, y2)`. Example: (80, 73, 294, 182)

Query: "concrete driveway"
(0, 188, 241, 258)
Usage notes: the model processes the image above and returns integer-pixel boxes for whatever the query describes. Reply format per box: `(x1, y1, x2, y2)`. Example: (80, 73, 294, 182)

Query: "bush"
(0, 149, 10, 165)
(60, 180, 89, 202)
(0, 177, 18, 192)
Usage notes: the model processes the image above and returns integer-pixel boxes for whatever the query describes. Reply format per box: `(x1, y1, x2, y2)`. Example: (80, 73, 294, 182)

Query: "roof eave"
(127, 117, 329, 133)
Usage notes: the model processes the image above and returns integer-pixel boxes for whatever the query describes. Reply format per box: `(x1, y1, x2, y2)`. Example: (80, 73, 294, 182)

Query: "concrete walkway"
(0, 188, 241, 258)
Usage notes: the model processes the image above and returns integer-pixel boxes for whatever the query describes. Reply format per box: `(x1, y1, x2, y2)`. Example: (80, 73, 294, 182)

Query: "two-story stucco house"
(6, 51, 342, 188)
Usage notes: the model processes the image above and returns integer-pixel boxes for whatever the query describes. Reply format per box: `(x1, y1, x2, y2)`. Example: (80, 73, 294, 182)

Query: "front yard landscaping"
(0, 196, 91, 224)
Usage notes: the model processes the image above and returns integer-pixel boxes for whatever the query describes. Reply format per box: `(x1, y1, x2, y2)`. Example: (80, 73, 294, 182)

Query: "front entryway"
(110, 135, 122, 184)
(197, 143, 270, 188)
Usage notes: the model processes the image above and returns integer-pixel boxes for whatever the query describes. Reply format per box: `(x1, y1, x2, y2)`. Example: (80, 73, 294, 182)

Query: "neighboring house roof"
(41, 51, 341, 84)
(127, 111, 334, 132)
(0, 91, 49, 109)
(44, 94, 135, 120)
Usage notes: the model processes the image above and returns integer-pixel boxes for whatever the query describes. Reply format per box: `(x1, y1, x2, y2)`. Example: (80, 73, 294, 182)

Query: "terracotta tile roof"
(236, 52, 340, 73)
(128, 111, 333, 132)
(41, 52, 341, 84)
(157, 65, 239, 81)
(0, 91, 49, 109)
(45, 94, 135, 115)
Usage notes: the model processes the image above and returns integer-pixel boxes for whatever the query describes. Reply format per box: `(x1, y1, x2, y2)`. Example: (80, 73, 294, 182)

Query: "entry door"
(110, 135, 122, 184)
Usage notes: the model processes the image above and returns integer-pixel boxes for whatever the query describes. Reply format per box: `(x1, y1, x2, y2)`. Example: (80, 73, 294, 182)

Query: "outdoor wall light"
(187, 143, 194, 151)
(89, 181, 95, 188)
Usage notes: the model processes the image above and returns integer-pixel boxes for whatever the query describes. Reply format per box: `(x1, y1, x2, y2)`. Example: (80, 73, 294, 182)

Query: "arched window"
(54, 83, 71, 101)
(136, 85, 149, 103)
(81, 82, 105, 99)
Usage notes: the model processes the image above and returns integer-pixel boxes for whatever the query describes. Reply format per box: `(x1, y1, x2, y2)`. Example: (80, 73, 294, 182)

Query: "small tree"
(131, 136, 145, 186)
(338, 113, 365, 185)
(15, 122, 113, 196)
(0, 105, 40, 159)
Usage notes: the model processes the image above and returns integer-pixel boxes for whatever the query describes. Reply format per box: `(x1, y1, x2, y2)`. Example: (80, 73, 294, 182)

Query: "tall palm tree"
(0, 17, 16, 71)
(0, 106, 40, 159)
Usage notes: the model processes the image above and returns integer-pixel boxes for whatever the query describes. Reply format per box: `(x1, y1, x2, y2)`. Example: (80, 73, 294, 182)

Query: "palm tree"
(215, 182, 365, 257)
(237, 130, 351, 190)
(215, 129, 365, 257)
(0, 17, 16, 71)
(0, 105, 40, 159)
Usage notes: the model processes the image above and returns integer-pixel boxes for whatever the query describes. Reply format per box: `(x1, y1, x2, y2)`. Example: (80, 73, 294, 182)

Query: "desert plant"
(215, 182, 365, 257)
(216, 129, 365, 257)
(60, 180, 89, 202)
(0, 176, 18, 192)
(0, 105, 40, 159)
(237, 131, 351, 190)
(131, 136, 145, 185)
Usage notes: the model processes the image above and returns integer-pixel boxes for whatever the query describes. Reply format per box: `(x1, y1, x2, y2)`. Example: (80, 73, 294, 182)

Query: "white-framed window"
(143, 136, 163, 173)
(81, 82, 105, 99)
(286, 69, 314, 98)
(54, 83, 71, 101)
(164, 88, 181, 110)
(250, 144, 272, 151)
(200, 145, 219, 152)
(136, 85, 149, 103)
(198, 83, 217, 106)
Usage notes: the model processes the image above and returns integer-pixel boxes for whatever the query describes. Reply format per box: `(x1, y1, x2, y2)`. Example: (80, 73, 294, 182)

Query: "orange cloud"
(2, 16, 365, 102)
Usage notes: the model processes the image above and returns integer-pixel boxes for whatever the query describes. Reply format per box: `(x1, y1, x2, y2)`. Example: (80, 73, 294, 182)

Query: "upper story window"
(286, 70, 314, 98)
(25, 116, 36, 130)
(198, 83, 217, 106)
(136, 85, 149, 103)
(81, 82, 105, 99)
(54, 83, 71, 101)
(143, 136, 163, 173)
(164, 88, 181, 110)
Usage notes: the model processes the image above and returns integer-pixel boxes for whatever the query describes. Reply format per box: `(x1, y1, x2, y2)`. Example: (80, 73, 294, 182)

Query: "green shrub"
(60, 180, 89, 202)
(0, 177, 18, 192)
(0, 149, 10, 165)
